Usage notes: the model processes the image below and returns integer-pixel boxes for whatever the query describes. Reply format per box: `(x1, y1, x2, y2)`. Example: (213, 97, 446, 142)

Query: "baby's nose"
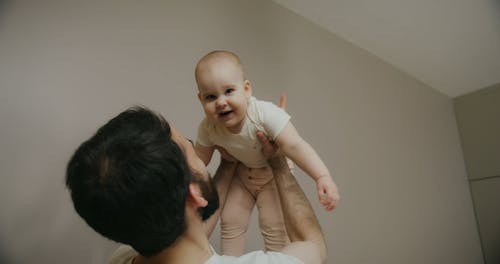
(216, 97, 227, 108)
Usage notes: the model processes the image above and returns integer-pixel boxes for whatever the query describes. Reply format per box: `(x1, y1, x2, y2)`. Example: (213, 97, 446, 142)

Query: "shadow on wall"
(0, 0, 12, 14)
(494, 0, 500, 27)
(0, 244, 12, 264)
(0, 0, 14, 29)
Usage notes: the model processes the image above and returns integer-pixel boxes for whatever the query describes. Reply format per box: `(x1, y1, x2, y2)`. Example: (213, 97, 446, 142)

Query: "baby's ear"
(244, 80, 252, 98)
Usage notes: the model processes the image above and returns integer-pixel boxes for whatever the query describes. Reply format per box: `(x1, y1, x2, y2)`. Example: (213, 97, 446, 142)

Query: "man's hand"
(256, 131, 278, 158)
(254, 94, 289, 158)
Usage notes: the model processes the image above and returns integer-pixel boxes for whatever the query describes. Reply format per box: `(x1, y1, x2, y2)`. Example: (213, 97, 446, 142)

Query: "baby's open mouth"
(219, 110, 233, 117)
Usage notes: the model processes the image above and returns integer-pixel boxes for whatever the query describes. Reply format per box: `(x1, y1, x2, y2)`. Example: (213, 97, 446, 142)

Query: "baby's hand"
(316, 176, 340, 211)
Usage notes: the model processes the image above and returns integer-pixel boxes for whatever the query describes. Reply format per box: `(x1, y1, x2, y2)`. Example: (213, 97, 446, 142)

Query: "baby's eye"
(205, 94, 216, 101)
(225, 88, 235, 95)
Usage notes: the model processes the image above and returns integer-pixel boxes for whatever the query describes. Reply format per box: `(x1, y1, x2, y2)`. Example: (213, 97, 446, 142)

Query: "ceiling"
(272, 0, 500, 97)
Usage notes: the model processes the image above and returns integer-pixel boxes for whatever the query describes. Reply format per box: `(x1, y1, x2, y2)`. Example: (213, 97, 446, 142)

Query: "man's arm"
(203, 157, 237, 237)
(258, 132, 327, 264)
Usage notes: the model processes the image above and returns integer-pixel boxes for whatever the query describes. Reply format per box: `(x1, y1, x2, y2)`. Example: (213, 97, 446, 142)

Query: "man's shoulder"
(106, 246, 305, 264)
(207, 250, 304, 264)
(107, 245, 136, 264)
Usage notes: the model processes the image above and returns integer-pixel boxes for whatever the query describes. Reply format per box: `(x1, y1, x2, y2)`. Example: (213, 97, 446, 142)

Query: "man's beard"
(197, 175, 219, 221)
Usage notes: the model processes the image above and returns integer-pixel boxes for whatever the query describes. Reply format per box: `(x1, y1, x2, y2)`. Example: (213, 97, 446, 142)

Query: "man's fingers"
(257, 131, 271, 149)
(257, 131, 277, 157)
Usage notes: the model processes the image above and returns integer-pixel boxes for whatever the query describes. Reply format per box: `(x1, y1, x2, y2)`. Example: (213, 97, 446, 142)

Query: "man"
(66, 106, 326, 264)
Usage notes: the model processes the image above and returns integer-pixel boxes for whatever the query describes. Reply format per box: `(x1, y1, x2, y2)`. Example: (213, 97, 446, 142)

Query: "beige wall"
(454, 84, 500, 264)
(0, 0, 483, 263)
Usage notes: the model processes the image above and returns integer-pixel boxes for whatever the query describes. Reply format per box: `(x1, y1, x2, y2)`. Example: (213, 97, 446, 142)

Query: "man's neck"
(134, 213, 213, 264)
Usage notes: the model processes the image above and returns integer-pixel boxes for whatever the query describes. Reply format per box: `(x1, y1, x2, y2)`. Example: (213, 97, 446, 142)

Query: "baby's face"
(197, 59, 251, 133)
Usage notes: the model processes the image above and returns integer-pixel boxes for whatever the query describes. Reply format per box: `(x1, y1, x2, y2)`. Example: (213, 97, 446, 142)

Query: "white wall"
(0, 0, 483, 263)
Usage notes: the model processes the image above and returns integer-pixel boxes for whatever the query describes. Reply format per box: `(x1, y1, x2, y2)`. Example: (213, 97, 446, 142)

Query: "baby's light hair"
(195, 50, 245, 88)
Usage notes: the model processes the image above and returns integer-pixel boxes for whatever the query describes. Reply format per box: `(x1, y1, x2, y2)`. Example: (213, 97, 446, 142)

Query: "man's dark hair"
(66, 106, 191, 257)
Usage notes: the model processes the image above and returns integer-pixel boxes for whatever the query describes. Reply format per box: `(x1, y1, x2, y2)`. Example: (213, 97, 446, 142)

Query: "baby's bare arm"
(195, 143, 215, 165)
(275, 121, 339, 211)
(274, 122, 330, 181)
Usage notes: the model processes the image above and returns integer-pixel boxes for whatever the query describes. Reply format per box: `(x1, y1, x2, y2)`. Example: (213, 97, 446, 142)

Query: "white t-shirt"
(197, 96, 290, 168)
(107, 245, 304, 264)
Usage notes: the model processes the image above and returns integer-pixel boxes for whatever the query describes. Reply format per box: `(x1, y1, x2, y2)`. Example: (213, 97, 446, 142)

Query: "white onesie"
(196, 96, 290, 168)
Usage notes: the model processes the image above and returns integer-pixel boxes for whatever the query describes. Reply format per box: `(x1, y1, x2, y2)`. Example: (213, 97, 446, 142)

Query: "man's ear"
(244, 80, 252, 99)
(188, 183, 208, 207)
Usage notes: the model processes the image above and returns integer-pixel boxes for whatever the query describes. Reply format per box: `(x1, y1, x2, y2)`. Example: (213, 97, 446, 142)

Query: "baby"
(194, 50, 339, 256)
